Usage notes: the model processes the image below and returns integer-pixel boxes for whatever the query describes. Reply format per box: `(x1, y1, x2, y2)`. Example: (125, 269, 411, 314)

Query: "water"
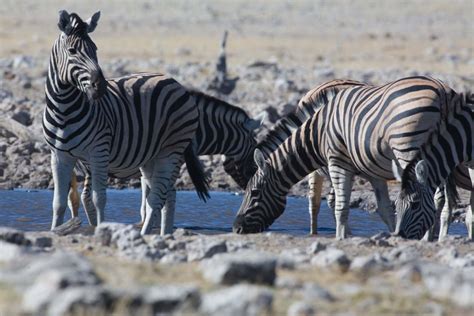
(0, 189, 468, 237)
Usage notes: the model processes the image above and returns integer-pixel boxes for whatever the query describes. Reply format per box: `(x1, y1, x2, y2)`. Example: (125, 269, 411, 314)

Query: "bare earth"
(0, 1, 473, 315)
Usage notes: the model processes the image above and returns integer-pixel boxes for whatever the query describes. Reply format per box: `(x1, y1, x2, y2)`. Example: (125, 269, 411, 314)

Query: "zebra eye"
(68, 47, 77, 55)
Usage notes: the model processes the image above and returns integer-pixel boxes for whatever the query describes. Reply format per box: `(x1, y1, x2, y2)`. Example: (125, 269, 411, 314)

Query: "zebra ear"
(86, 11, 101, 33)
(415, 160, 428, 184)
(58, 10, 70, 33)
(254, 149, 268, 174)
(244, 112, 266, 131)
(392, 160, 403, 182)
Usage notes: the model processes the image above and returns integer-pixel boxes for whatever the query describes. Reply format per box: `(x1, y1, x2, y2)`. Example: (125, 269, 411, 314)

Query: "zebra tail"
(184, 144, 211, 202)
(445, 172, 459, 210)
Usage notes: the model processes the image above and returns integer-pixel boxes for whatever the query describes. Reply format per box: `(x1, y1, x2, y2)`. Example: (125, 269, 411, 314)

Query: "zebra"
(233, 76, 460, 239)
(43, 10, 208, 235)
(393, 92, 473, 239)
(69, 90, 265, 235)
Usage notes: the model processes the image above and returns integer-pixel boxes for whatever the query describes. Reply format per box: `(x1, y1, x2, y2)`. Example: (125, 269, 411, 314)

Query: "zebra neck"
(257, 112, 302, 157)
(45, 58, 88, 117)
(419, 104, 474, 189)
(267, 116, 325, 193)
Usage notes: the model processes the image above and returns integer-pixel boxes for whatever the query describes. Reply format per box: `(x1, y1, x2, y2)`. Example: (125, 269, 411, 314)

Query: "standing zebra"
(394, 92, 473, 239)
(233, 76, 459, 239)
(70, 90, 265, 235)
(43, 11, 207, 235)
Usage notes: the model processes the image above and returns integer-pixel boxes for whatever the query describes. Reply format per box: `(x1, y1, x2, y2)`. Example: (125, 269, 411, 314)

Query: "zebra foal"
(43, 10, 206, 235)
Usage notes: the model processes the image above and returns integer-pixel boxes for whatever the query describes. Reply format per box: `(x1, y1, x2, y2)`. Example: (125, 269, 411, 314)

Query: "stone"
(0, 227, 28, 245)
(173, 228, 196, 238)
(386, 245, 419, 264)
(350, 237, 375, 247)
(395, 263, 422, 283)
(12, 110, 32, 126)
(201, 250, 277, 285)
(306, 241, 327, 254)
(29, 236, 53, 248)
(287, 301, 315, 316)
(200, 284, 273, 316)
(311, 248, 351, 272)
(0, 240, 25, 262)
(46, 286, 111, 316)
(449, 253, 474, 269)
(278, 248, 310, 269)
(302, 283, 335, 302)
(160, 252, 188, 264)
(350, 253, 391, 277)
(186, 238, 228, 262)
(142, 285, 201, 313)
(420, 263, 474, 307)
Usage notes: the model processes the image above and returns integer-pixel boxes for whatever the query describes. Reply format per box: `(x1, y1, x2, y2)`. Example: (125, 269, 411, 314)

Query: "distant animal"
(393, 92, 473, 240)
(233, 76, 464, 239)
(69, 90, 265, 235)
(43, 10, 208, 234)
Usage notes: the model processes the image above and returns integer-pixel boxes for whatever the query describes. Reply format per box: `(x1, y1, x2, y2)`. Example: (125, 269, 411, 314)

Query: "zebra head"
(222, 112, 266, 188)
(233, 149, 286, 234)
(54, 10, 106, 101)
(393, 160, 436, 239)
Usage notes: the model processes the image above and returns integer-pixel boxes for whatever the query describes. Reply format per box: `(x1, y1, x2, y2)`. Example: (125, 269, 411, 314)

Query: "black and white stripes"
(44, 11, 205, 234)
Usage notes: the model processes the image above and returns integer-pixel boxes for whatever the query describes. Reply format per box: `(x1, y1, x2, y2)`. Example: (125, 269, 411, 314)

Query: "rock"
(275, 276, 303, 290)
(52, 217, 82, 236)
(311, 248, 351, 272)
(350, 253, 391, 277)
(436, 246, 458, 263)
(306, 241, 327, 254)
(350, 237, 375, 247)
(142, 285, 201, 313)
(22, 267, 101, 313)
(395, 263, 422, 283)
(12, 55, 34, 69)
(186, 238, 228, 261)
(0, 240, 26, 262)
(0, 227, 28, 245)
(148, 235, 168, 250)
(46, 286, 111, 316)
(302, 283, 335, 302)
(278, 248, 310, 269)
(160, 252, 188, 264)
(386, 245, 419, 264)
(201, 250, 277, 285)
(29, 236, 53, 248)
(11, 110, 32, 126)
(449, 253, 474, 268)
(200, 284, 273, 316)
(287, 301, 315, 316)
(420, 263, 474, 307)
(173, 228, 196, 237)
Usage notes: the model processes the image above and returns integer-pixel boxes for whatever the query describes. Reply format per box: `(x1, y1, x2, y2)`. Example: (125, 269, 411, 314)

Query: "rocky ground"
(0, 224, 473, 315)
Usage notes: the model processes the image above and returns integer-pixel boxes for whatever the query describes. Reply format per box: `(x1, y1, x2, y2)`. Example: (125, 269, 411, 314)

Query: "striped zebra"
(394, 92, 473, 239)
(44, 10, 207, 235)
(70, 90, 265, 235)
(233, 76, 460, 239)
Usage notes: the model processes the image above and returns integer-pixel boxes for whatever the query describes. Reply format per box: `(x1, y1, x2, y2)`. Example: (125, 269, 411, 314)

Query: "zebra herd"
(43, 11, 473, 241)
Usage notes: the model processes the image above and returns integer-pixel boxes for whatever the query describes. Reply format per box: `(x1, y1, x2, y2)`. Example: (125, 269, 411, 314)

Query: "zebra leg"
(326, 181, 352, 235)
(328, 163, 354, 240)
(139, 176, 153, 227)
(51, 151, 76, 229)
(67, 172, 80, 218)
(308, 172, 324, 235)
(90, 161, 108, 225)
(368, 178, 395, 232)
(437, 186, 451, 241)
(466, 168, 474, 240)
(161, 187, 177, 235)
(81, 175, 98, 226)
(141, 157, 179, 235)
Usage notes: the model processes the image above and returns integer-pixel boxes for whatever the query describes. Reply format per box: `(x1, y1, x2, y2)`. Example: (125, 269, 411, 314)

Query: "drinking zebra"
(394, 92, 473, 239)
(233, 76, 460, 239)
(44, 10, 208, 235)
(69, 90, 265, 235)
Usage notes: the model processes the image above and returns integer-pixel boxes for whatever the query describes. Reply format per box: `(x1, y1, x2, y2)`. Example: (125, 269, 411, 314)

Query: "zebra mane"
(187, 89, 250, 119)
(257, 87, 337, 155)
(62, 13, 88, 36)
